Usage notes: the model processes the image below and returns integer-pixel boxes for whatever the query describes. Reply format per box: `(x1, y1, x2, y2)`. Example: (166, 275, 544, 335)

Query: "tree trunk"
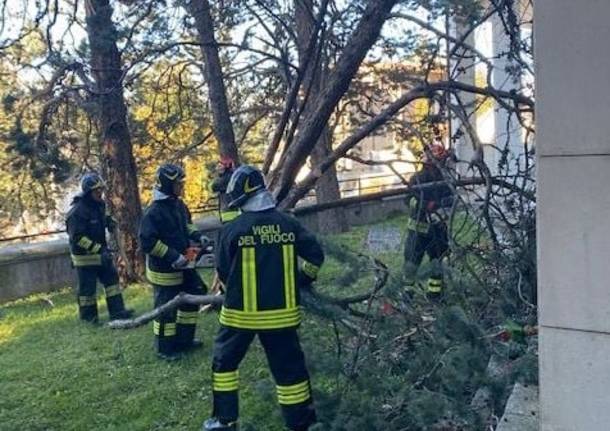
(184, 0, 239, 162)
(296, 0, 347, 232)
(273, 0, 400, 204)
(85, 0, 143, 281)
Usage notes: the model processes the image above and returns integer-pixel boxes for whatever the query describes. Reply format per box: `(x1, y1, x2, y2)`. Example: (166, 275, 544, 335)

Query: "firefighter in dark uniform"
(66, 173, 134, 323)
(139, 163, 208, 361)
(209, 156, 240, 224)
(404, 143, 454, 296)
(203, 165, 324, 431)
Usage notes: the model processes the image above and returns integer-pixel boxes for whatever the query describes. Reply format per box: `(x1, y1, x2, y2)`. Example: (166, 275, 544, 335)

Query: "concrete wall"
(536, 1, 610, 429)
(0, 194, 409, 303)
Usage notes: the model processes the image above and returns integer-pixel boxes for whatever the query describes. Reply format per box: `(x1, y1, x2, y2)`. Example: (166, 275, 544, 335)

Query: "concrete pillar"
(491, 5, 523, 175)
(450, 18, 477, 175)
(536, 1, 610, 429)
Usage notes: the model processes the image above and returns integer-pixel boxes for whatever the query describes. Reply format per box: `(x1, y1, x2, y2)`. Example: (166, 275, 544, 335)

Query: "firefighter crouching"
(403, 143, 454, 297)
(203, 165, 324, 431)
(65, 173, 134, 324)
(139, 163, 209, 361)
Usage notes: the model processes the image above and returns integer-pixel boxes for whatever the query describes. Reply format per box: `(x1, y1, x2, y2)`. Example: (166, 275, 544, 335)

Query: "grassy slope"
(0, 215, 412, 431)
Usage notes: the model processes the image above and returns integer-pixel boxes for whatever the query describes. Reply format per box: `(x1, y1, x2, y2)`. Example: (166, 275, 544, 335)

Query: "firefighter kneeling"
(139, 163, 208, 361)
(203, 165, 324, 431)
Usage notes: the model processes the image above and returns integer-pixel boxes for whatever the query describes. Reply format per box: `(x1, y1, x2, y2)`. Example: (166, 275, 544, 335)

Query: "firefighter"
(66, 173, 134, 324)
(209, 156, 240, 224)
(202, 165, 324, 431)
(403, 143, 454, 297)
(139, 163, 209, 361)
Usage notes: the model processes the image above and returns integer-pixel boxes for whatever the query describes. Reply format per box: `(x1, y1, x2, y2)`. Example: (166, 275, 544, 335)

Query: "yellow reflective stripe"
(407, 218, 430, 234)
(105, 284, 121, 298)
(177, 310, 198, 325)
(219, 307, 301, 330)
(428, 277, 443, 293)
(283, 245, 296, 309)
(165, 323, 176, 336)
(277, 381, 311, 405)
(153, 321, 176, 336)
(146, 268, 184, 286)
(242, 248, 257, 312)
(71, 254, 102, 266)
(90, 243, 102, 253)
(213, 371, 239, 391)
(220, 210, 240, 223)
(427, 278, 443, 293)
(301, 260, 320, 279)
(78, 236, 93, 249)
(79, 295, 97, 306)
(187, 223, 198, 234)
(150, 240, 169, 258)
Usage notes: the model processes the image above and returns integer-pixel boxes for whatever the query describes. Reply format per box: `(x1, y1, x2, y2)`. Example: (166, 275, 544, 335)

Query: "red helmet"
(428, 143, 448, 160)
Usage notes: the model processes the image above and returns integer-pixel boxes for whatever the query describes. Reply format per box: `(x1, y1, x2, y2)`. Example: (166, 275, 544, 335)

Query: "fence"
(0, 173, 410, 245)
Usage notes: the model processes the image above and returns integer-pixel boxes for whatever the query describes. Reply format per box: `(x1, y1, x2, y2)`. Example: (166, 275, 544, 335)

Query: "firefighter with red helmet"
(139, 163, 209, 360)
(202, 165, 324, 431)
(65, 173, 134, 323)
(403, 143, 454, 296)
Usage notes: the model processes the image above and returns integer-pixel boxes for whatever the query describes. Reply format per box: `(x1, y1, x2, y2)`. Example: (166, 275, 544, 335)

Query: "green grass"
(0, 213, 463, 431)
(0, 280, 295, 431)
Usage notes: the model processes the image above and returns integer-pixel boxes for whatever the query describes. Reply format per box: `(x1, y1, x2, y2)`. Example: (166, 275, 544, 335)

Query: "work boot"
(202, 417, 237, 430)
(156, 351, 182, 362)
(177, 339, 204, 353)
(109, 308, 135, 321)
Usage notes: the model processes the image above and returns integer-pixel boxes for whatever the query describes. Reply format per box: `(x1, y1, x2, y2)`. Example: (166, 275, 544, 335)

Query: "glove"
(106, 215, 117, 232)
(199, 235, 211, 248)
(101, 250, 113, 266)
(171, 254, 189, 269)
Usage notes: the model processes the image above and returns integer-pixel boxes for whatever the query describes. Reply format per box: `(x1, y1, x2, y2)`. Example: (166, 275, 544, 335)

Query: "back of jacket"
(216, 209, 324, 331)
(139, 197, 201, 285)
(65, 196, 107, 266)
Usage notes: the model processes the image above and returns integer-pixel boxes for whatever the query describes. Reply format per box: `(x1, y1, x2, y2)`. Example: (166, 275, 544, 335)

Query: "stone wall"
(0, 192, 409, 303)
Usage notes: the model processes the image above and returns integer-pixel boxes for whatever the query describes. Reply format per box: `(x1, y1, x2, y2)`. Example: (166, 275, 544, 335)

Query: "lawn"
(0, 215, 413, 431)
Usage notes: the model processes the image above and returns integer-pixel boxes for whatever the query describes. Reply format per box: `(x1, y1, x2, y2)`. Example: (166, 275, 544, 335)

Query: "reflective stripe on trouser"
(98, 263, 127, 316)
(76, 267, 98, 322)
(427, 277, 443, 293)
(152, 270, 206, 354)
(212, 327, 316, 430)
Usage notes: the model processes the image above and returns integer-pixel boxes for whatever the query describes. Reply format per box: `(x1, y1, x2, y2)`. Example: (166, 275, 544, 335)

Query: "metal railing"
(1, 172, 411, 244)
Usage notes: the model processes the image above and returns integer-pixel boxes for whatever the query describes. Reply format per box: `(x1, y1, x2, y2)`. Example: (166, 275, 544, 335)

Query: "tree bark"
(185, 0, 239, 162)
(272, 0, 400, 204)
(295, 0, 346, 233)
(85, 0, 143, 281)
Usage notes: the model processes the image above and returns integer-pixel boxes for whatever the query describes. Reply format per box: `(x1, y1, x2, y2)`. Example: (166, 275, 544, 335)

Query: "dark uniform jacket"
(216, 209, 324, 331)
(407, 164, 453, 232)
(66, 195, 109, 267)
(210, 169, 240, 222)
(139, 197, 202, 286)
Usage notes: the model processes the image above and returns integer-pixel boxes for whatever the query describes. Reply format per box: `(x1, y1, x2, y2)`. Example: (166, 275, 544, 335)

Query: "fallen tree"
(108, 251, 390, 331)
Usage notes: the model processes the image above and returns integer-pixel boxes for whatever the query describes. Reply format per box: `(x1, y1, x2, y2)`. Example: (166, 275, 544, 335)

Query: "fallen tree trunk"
(107, 293, 224, 329)
(109, 253, 389, 330)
